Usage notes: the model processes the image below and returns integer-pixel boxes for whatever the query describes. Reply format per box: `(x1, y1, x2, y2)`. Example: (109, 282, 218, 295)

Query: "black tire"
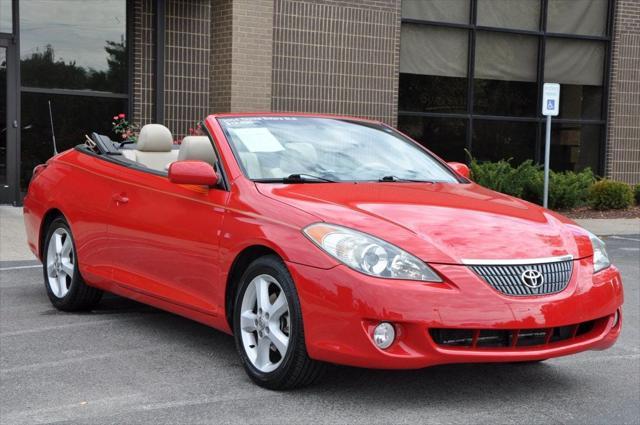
(232, 255, 325, 390)
(42, 217, 103, 311)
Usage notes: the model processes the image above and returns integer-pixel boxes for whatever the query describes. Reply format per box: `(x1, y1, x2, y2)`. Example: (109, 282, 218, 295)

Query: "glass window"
(397, 116, 468, 162)
(474, 32, 538, 116)
(399, 25, 468, 113)
(477, 0, 540, 31)
(400, 25, 468, 78)
(557, 84, 602, 120)
(545, 39, 604, 87)
(0, 0, 11, 33)
(547, 123, 603, 172)
(472, 121, 537, 164)
(402, 0, 470, 24)
(20, 0, 127, 92)
(545, 39, 604, 119)
(218, 117, 459, 183)
(547, 0, 608, 36)
(20, 93, 127, 188)
(399, 74, 467, 114)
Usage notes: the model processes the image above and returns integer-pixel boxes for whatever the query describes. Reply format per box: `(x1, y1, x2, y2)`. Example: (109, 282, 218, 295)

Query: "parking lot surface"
(1, 235, 638, 424)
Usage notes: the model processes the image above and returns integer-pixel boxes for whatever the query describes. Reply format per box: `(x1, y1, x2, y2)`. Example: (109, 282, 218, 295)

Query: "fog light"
(612, 309, 620, 328)
(373, 322, 395, 349)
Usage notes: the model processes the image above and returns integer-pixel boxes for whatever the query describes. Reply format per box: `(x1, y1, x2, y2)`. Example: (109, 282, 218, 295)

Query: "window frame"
(398, 0, 614, 175)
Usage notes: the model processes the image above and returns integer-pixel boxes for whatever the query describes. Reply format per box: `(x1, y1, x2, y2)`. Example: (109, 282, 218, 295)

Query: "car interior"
(87, 124, 218, 174)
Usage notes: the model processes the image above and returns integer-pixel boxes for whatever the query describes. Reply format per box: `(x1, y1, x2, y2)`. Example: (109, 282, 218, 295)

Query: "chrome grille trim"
(461, 254, 573, 265)
(468, 257, 574, 296)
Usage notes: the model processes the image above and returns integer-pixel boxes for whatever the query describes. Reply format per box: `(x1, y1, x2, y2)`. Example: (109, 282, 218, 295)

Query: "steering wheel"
(90, 133, 120, 155)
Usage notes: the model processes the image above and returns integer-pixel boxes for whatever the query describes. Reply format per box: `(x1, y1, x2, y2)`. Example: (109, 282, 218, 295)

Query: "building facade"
(1, 0, 638, 204)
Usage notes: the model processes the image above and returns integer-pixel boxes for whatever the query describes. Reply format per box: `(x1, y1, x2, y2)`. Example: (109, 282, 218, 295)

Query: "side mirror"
(447, 162, 470, 179)
(168, 160, 219, 186)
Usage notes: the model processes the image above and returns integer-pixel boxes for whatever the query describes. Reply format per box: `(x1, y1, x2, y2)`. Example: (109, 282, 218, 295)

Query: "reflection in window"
(548, 123, 602, 172)
(472, 121, 537, 164)
(20, 0, 127, 92)
(0, 0, 11, 33)
(20, 93, 127, 188)
(401, 0, 470, 24)
(477, 0, 540, 31)
(474, 32, 538, 116)
(398, 116, 467, 162)
(547, 0, 608, 36)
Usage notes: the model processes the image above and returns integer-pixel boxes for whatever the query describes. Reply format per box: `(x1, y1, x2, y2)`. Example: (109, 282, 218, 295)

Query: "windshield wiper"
(254, 173, 336, 183)
(285, 174, 336, 183)
(378, 175, 435, 183)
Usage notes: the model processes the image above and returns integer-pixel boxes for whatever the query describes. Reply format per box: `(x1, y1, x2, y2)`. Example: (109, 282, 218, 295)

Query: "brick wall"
(132, 0, 211, 138)
(271, 0, 401, 125)
(230, 0, 274, 111)
(210, 0, 233, 112)
(164, 0, 211, 138)
(607, 0, 640, 184)
(132, 0, 155, 127)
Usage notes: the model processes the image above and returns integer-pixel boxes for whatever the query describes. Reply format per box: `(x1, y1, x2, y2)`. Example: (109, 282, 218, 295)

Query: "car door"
(106, 164, 229, 317)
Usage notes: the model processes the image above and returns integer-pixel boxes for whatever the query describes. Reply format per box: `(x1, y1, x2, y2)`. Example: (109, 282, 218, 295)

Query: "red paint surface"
(23, 113, 623, 368)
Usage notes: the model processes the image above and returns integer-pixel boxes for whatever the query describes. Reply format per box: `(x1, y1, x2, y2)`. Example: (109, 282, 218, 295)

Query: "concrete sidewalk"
(1, 205, 639, 262)
(0, 206, 34, 262)
(574, 218, 640, 236)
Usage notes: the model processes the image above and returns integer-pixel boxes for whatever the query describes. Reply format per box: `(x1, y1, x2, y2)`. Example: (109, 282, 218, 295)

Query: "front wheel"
(233, 255, 325, 389)
(42, 217, 103, 311)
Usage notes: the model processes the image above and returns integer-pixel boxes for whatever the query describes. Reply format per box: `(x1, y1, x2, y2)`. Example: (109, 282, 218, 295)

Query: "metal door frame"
(0, 1, 20, 205)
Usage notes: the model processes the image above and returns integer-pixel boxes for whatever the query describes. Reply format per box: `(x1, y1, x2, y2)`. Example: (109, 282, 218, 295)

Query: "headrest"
(178, 136, 217, 167)
(137, 124, 173, 152)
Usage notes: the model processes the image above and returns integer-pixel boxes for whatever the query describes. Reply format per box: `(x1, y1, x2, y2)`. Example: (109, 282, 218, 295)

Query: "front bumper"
(287, 258, 623, 369)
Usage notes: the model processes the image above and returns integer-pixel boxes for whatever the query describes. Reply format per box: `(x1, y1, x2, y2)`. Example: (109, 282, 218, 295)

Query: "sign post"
(541, 83, 560, 209)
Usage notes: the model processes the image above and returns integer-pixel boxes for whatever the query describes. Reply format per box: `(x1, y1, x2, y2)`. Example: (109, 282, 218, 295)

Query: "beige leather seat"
(177, 136, 217, 168)
(122, 124, 178, 171)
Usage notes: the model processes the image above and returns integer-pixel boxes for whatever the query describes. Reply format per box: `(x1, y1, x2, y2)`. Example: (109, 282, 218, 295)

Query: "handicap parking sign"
(542, 83, 560, 116)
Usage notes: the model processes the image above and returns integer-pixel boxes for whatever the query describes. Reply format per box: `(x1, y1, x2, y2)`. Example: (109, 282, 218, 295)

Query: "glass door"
(0, 36, 18, 204)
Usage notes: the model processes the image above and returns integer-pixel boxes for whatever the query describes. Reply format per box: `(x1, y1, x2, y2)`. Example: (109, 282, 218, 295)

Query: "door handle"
(112, 193, 129, 205)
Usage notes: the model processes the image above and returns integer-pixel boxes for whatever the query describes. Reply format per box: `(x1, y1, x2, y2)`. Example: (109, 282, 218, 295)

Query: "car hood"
(256, 182, 592, 265)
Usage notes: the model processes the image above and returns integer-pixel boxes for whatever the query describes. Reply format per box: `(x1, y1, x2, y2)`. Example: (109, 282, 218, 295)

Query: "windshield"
(218, 116, 459, 183)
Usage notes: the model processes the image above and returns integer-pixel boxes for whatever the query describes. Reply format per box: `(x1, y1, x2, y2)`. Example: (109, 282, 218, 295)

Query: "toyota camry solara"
(23, 114, 623, 389)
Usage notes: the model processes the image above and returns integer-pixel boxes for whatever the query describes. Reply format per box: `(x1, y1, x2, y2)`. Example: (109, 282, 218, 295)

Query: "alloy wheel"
(239, 274, 291, 373)
(46, 227, 75, 298)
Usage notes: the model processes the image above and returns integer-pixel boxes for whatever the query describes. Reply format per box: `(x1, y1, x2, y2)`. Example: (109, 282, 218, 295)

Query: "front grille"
(429, 319, 599, 349)
(468, 258, 573, 296)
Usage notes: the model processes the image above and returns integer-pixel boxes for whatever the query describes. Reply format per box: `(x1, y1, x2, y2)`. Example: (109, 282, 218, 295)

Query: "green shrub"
(635, 184, 640, 205)
(588, 180, 634, 210)
(527, 168, 595, 210)
(469, 158, 540, 199)
(469, 156, 593, 209)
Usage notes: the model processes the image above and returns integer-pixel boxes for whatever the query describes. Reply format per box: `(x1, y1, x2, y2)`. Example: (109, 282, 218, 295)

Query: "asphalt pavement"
(0, 235, 638, 424)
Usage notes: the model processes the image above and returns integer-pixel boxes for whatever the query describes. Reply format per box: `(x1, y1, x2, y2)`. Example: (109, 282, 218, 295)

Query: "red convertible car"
(23, 114, 623, 389)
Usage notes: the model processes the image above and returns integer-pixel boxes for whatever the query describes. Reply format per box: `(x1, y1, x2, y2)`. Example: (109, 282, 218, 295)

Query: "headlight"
(587, 231, 611, 273)
(303, 223, 442, 282)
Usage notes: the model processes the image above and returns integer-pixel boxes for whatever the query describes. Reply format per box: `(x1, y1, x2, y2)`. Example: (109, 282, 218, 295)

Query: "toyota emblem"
(521, 269, 544, 288)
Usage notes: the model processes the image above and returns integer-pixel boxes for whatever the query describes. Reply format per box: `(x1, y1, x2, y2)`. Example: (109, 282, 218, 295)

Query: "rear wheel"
(43, 217, 102, 311)
(233, 255, 325, 389)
